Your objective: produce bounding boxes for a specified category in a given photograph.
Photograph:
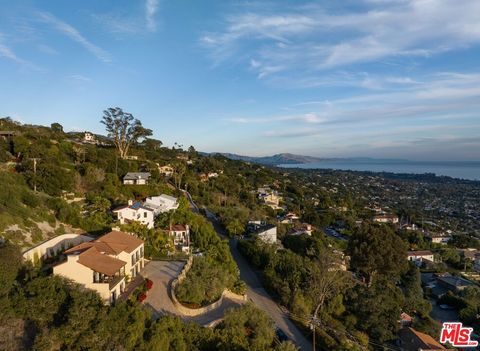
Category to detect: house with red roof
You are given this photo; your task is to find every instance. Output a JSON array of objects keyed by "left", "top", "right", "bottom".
[{"left": 53, "top": 231, "right": 145, "bottom": 304}]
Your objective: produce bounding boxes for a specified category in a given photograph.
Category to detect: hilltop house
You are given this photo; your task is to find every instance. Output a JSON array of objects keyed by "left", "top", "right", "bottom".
[
  {"left": 166, "top": 225, "right": 190, "bottom": 253},
  {"left": 83, "top": 131, "right": 95, "bottom": 143},
  {"left": 123, "top": 172, "right": 151, "bottom": 185},
  {"left": 407, "top": 250, "right": 434, "bottom": 267},
  {"left": 23, "top": 234, "right": 93, "bottom": 264},
  {"left": 113, "top": 194, "right": 179, "bottom": 229},
  {"left": 53, "top": 231, "right": 144, "bottom": 304}
]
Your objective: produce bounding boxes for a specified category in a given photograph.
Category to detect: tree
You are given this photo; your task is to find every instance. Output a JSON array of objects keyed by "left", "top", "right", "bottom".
[
  {"left": 50, "top": 122, "right": 64, "bottom": 133},
  {"left": 309, "top": 250, "right": 349, "bottom": 323},
  {"left": 348, "top": 223, "right": 408, "bottom": 285},
  {"left": 101, "top": 107, "right": 152, "bottom": 158}
]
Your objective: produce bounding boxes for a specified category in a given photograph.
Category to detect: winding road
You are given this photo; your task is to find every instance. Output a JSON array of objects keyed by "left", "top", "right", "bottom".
[{"left": 184, "top": 190, "right": 312, "bottom": 350}]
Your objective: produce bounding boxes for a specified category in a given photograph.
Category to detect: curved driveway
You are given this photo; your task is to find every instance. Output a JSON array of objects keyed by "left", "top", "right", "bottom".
[{"left": 141, "top": 260, "right": 244, "bottom": 326}]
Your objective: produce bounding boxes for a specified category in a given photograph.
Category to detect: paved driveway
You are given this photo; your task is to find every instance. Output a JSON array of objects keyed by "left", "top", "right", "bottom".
[{"left": 142, "top": 260, "right": 244, "bottom": 326}]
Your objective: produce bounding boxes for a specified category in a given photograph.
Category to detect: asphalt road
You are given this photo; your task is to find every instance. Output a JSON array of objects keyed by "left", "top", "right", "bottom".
[{"left": 182, "top": 190, "right": 312, "bottom": 349}]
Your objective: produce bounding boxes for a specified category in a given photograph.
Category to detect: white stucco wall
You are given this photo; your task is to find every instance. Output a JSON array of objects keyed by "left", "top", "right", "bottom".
[{"left": 23, "top": 234, "right": 93, "bottom": 263}]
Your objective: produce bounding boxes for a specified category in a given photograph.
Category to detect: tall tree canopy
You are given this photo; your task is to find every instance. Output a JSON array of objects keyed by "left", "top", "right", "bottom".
[
  {"left": 101, "top": 107, "right": 152, "bottom": 158},
  {"left": 348, "top": 223, "right": 408, "bottom": 285}
]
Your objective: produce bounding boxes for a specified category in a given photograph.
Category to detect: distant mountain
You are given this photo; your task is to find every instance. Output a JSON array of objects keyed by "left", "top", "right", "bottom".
[
  {"left": 205, "top": 152, "right": 409, "bottom": 166},
  {"left": 207, "top": 152, "right": 329, "bottom": 165}
]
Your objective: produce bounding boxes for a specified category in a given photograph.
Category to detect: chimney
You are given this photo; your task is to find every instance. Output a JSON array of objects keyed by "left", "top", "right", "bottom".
[{"left": 128, "top": 199, "right": 133, "bottom": 206}]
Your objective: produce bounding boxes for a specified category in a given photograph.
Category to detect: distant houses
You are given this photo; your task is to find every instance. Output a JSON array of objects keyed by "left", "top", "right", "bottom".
[
  {"left": 373, "top": 213, "right": 399, "bottom": 224},
  {"left": 407, "top": 250, "right": 434, "bottom": 267},
  {"left": 257, "top": 187, "right": 283, "bottom": 210},
  {"left": 288, "top": 223, "right": 314, "bottom": 236},
  {"left": 123, "top": 172, "right": 151, "bottom": 185},
  {"left": 158, "top": 164, "right": 174, "bottom": 177}
]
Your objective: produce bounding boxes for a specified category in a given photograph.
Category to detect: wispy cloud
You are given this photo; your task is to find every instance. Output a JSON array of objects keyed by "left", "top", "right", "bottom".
[
  {"left": 67, "top": 74, "right": 91, "bottom": 82},
  {"left": 0, "top": 33, "right": 42, "bottom": 71},
  {"left": 145, "top": 0, "right": 160, "bottom": 32},
  {"left": 38, "top": 11, "right": 111, "bottom": 63},
  {"left": 200, "top": 0, "right": 480, "bottom": 80}
]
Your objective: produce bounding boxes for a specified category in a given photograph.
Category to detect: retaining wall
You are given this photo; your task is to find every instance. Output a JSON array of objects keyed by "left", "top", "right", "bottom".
[{"left": 170, "top": 256, "right": 247, "bottom": 317}]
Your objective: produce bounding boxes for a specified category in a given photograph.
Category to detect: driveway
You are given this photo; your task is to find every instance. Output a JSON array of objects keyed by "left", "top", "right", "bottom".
[{"left": 141, "top": 260, "right": 244, "bottom": 326}]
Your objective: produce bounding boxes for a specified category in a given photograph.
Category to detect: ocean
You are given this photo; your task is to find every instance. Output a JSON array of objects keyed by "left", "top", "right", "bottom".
[{"left": 279, "top": 160, "right": 480, "bottom": 181}]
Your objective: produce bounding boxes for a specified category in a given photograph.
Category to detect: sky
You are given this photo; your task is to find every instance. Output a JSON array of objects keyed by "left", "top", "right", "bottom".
[{"left": 0, "top": 0, "right": 479, "bottom": 161}]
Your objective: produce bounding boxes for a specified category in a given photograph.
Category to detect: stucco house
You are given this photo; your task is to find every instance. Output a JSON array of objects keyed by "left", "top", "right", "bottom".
[
  {"left": 53, "top": 231, "right": 145, "bottom": 304},
  {"left": 123, "top": 172, "right": 151, "bottom": 185},
  {"left": 113, "top": 201, "right": 156, "bottom": 229},
  {"left": 144, "top": 194, "right": 179, "bottom": 214}
]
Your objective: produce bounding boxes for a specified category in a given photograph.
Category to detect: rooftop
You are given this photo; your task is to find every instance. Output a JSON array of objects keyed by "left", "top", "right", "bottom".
[{"left": 123, "top": 172, "right": 151, "bottom": 180}]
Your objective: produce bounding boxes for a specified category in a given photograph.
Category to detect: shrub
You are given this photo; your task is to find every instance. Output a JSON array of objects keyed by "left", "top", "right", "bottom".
[
  {"left": 146, "top": 279, "right": 153, "bottom": 290},
  {"left": 138, "top": 292, "right": 147, "bottom": 303}
]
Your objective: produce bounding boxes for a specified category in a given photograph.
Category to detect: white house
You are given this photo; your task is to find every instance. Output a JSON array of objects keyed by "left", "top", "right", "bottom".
[
  {"left": 144, "top": 194, "right": 179, "bottom": 214},
  {"left": 407, "top": 250, "right": 434, "bottom": 266},
  {"left": 123, "top": 172, "right": 151, "bottom": 185},
  {"left": 113, "top": 201, "right": 156, "bottom": 229},
  {"left": 84, "top": 131, "right": 95, "bottom": 143},
  {"left": 53, "top": 231, "right": 144, "bottom": 304},
  {"left": 166, "top": 224, "right": 190, "bottom": 253}
]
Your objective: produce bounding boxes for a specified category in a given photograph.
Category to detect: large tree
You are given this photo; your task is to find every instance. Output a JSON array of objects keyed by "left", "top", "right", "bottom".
[
  {"left": 348, "top": 223, "right": 408, "bottom": 285},
  {"left": 101, "top": 107, "right": 152, "bottom": 158}
]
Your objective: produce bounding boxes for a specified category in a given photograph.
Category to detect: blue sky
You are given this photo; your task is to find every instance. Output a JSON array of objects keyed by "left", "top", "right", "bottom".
[{"left": 0, "top": 0, "right": 479, "bottom": 160}]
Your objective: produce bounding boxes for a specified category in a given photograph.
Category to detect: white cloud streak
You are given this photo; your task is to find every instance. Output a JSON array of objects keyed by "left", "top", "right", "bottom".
[
  {"left": 145, "top": 0, "right": 160, "bottom": 32},
  {"left": 38, "top": 11, "right": 111, "bottom": 63},
  {"left": 200, "top": 0, "right": 480, "bottom": 79}
]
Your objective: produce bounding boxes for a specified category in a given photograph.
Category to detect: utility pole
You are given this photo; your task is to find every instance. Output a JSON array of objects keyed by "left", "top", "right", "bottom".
[
  {"left": 29, "top": 157, "right": 40, "bottom": 192},
  {"left": 310, "top": 303, "right": 322, "bottom": 351}
]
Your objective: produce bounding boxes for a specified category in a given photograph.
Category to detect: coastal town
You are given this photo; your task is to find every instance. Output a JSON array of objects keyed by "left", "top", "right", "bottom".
[{"left": 1, "top": 115, "right": 479, "bottom": 350}]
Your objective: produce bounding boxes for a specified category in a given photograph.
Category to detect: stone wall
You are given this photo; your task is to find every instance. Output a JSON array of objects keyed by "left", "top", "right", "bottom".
[{"left": 170, "top": 256, "right": 247, "bottom": 317}]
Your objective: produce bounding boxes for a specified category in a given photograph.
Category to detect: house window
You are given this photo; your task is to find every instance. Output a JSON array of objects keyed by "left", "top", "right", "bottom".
[
  {"left": 136, "top": 251, "right": 139, "bottom": 261},
  {"left": 140, "top": 246, "right": 144, "bottom": 257},
  {"left": 144, "top": 212, "right": 147, "bottom": 218},
  {"left": 132, "top": 255, "right": 135, "bottom": 265}
]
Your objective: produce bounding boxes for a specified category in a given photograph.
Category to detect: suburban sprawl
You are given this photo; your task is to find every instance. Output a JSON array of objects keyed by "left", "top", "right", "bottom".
[{"left": 1, "top": 112, "right": 480, "bottom": 350}]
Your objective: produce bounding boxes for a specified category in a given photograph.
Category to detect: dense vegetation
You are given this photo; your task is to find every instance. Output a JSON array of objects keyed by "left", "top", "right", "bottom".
[
  {"left": 0, "top": 242, "right": 296, "bottom": 351},
  {"left": 238, "top": 224, "right": 439, "bottom": 350},
  {"left": 2, "top": 115, "right": 480, "bottom": 349}
]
